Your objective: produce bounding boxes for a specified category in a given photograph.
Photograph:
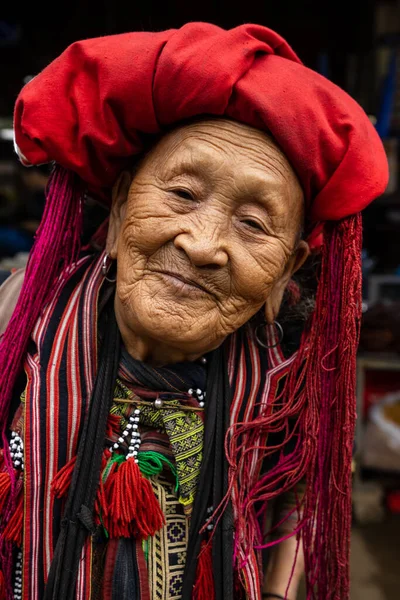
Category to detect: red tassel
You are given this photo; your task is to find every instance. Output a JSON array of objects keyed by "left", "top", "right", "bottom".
[
  {"left": 51, "top": 455, "right": 77, "bottom": 498},
  {"left": 192, "top": 540, "right": 215, "bottom": 600},
  {"left": 105, "top": 414, "right": 121, "bottom": 439},
  {"left": 105, "top": 458, "right": 165, "bottom": 540},
  {"left": 3, "top": 492, "right": 23, "bottom": 546},
  {"left": 94, "top": 472, "right": 109, "bottom": 527},
  {"left": 0, "top": 473, "right": 11, "bottom": 514},
  {"left": 0, "top": 570, "right": 6, "bottom": 600}
]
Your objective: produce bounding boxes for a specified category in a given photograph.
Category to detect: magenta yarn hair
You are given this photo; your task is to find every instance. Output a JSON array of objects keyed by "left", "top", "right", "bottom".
[{"left": 0, "top": 166, "right": 83, "bottom": 591}]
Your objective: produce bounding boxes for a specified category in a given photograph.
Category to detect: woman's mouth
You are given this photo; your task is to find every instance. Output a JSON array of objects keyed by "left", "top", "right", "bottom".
[{"left": 153, "top": 270, "right": 211, "bottom": 295}]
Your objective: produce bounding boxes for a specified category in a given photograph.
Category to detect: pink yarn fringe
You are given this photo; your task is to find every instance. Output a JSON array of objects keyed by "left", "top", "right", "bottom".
[
  {"left": 0, "top": 166, "right": 83, "bottom": 596},
  {"left": 211, "top": 215, "right": 362, "bottom": 600}
]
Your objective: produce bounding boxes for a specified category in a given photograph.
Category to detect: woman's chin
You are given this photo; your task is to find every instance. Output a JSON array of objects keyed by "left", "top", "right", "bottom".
[{"left": 129, "top": 305, "right": 221, "bottom": 352}]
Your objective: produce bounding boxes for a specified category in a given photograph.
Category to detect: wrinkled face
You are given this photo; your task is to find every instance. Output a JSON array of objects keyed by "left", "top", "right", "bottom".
[{"left": 108, "top": 119, "right": 308, "bottom": 357}]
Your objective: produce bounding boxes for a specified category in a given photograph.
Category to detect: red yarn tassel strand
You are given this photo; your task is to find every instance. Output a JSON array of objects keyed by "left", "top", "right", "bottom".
[
  {"left": 51, "top": 455, "right": 77, "bottom": 498},
  {"left": 0, "top": 473, "right": 11, "bottom": 514},
  {"left": 192, "top": 540, "right": 215, "bottom": 600},
  {"left": 0, "top": 570, "right": 6, "bottom": 600},
  {"left": 3, "top": 492, "right": 23, "bottom": 546}
]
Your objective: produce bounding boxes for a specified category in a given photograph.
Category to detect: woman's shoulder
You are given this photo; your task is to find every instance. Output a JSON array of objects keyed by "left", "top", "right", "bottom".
[{"left": 0, "top": 268, "right": 25, "bottom": 336}]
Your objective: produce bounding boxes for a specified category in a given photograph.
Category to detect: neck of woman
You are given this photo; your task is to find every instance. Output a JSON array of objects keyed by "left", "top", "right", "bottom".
[{"left": 114, "top": 303, "right": 206, "bottom": 367}]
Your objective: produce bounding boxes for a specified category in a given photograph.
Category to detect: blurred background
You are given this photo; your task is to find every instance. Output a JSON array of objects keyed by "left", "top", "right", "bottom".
[{"left": 1, "top": 1, "right": 400, "bottom": 598}]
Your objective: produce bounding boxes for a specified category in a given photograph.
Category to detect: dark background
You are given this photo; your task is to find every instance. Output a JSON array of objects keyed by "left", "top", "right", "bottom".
[{"left": 0, "top": 0, "right": 378, "bottom": 115}]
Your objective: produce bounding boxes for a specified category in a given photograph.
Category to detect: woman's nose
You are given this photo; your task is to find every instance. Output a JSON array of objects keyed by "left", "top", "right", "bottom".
[{"left": 173, "top": 225, "right": 229, "bottom": 268}]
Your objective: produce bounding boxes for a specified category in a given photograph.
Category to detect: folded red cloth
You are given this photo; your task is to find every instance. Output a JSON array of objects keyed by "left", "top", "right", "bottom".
[{"left": 14, "top": 22, "right": 388, "bottom": 222}]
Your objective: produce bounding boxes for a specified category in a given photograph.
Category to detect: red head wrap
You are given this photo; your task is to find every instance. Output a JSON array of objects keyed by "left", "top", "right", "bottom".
[{"left": 14, "top": 22, "right": 388, "bottom": 221}]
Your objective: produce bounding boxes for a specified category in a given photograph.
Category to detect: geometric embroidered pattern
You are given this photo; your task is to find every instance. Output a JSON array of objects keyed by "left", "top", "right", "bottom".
[{"left": 146, "top": 476, "right": 189, "bottom": 600}]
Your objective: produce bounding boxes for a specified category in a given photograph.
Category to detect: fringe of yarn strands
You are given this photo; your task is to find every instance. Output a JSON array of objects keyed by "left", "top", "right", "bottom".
[
  {"left": 193, "top": 540, "right": 215, "bottom": 600},
  {"left": 300, "top": 214, "right": 362, "bottom": 599},
  {"left": 0, "top": 165, "right": 84, "bottom": 595},
  {"left": 223, "top": 215, "right": 362, "bottom": 600}
]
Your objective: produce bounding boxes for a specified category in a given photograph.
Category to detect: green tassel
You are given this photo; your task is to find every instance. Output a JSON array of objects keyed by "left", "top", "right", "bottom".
[
  {"left": 102, "top": 451, "right": 125, "bottom": 482},
  {"left": 138, "top": 451, "right": 179, "bottom": 492}
]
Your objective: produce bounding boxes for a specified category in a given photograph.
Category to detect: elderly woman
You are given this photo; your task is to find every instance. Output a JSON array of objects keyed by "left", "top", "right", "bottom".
[{"left": 0, "top": 22, "right": 388, "bottom": 600}]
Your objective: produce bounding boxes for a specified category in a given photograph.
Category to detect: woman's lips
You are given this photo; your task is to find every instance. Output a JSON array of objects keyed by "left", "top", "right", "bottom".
[{"left": 153, "top": 270, "right": 211, "bottom": 294}]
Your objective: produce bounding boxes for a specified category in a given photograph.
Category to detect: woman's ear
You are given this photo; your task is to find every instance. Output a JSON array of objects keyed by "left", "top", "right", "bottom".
[
  {"left": 264, "top": 240, "right": 310, "bottom": 324},
  {"left": 106, "top": 171, "right": 132, "bottom": 259}
]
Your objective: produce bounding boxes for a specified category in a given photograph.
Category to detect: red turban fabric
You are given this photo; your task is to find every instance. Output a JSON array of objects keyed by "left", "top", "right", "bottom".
[{"left": 14, "top": 22, "right": 388, "bottom": 222}]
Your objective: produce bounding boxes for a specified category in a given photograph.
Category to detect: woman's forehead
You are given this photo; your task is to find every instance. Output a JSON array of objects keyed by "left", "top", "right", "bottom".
[
  {"left": 147, "top": 120, "right": 299, "bottom": 176},
  {"left": 155, "top": 118, "right": 283, "bottom": 160}
]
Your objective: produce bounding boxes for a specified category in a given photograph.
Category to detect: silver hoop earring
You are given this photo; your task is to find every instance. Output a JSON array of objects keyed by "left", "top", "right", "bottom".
[
  {"left": 102, "top": 253, "right": 117, "bottom": 283},
  {"left": 255, "top": 320, "right": 284, "bottom": 349}
]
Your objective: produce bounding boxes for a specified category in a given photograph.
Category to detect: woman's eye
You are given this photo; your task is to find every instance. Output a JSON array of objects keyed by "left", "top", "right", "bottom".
[
  {"left": 172, "top": 189, "right": 194, "bottom": 201},
  {"left": 242, "top": 219, "right": 265, "bottom": 232}
]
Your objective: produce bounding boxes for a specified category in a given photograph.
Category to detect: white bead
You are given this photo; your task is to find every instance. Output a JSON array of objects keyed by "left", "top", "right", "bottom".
[
  {"left": 134, "top": 417, "right": 139, "bottom": 422},
  {"left": 15, "top": 461, "right": 21, "bottom": 466},
  {"left": 11, "top": 443, "right": 18, "bottom": 450},
  {"left": 199, "top": 402, "right": 205, "bottom": 408},
  {"left": 122, "top": 431, "right": 129, "bottom": 437},
  {"left": 109, "top": 446, "right": 114, "bottom": 452},
  {"left": 134, "top": 409, "right": 140, "bottom": 415},
  {"left": 126, "top": 423, "right": 132, "bottom": 429},
  {"left": 118, "top": 437, "right": 124, "bottom": 443},
  {"left": 207, "top": 523, "right": 214, "bottom": 531},
  {"left": 196, "top": 388, "right": 202, "bottom": 395},
  {"left": 10, "top": 452, "right": 14, "bottom": 458},
  {"left": 132, "top": 424, "right": 138, "bottom": 430},
  {"left": 11, "top": 431, "right": 16, "bottom": 438},
  {"left": 129, "top": 416, "right": 135, "bottom": 422},
  {"left": 154, "top": 398, "right": 163, "bottom": 409},
  {"left": 113, "top": 443, "right": 119, "bottom": 449},
  {"left": 200, "top": 356, "right": 207, "bottom": 364},
  {"left": 132, "top": 451, "right": 138, "bottom": 456},
  {"left": 188, "top": 388, "right": 193, "bottom": 395}
]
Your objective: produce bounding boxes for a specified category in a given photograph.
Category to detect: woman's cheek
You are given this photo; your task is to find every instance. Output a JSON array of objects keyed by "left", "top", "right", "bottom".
[{"left": 234, "top": 253, "right": 283, "bottom": 303}]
